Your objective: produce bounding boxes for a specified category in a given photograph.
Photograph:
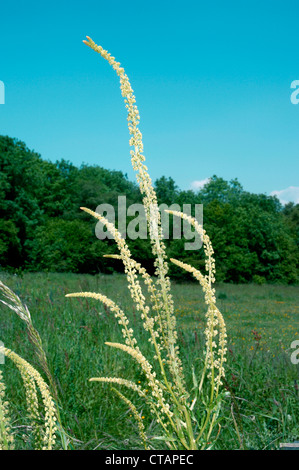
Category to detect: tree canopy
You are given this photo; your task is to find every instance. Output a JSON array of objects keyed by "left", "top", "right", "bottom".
[{"left": 0, "top": 135, "right": 298, "bottom": 283}]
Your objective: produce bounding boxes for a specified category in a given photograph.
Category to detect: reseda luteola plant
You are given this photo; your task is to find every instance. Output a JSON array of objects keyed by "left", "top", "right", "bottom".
[{"left": 66, "top": 37, "right": 228, "bottom": 450}]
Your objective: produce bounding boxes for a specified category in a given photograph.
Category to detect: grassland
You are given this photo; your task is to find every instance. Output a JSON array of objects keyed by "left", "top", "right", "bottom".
[{"left": 0, "top": 271, "right": 298, "bottom": 450}]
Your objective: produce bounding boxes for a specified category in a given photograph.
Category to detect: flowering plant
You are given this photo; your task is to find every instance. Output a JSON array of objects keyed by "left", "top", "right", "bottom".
[{"left": 66, "top": 37, "right": 228, "bottom": 450}]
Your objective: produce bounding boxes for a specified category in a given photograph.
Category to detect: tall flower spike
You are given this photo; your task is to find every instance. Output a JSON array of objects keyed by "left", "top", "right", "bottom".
[
  {"left": 104, "top": 342, "right": 173, "bottom": 419},
  {"left": 83, "top": 37, "right": 186, "bottom": 396},
  {"left": 66, "top": 291, "right": 137, "bottom": 348},
  {"left": 166, "top": 210, "right": 227, "bottom": 390},
  {"left": 111, "top": 387, "right": 148, "bottom": 449},
  {"left": 0, "top": 371, "right": 14, "bottom": 450},
  {"left": 0, "top": 346, "right": 57, "bottom": 450}
]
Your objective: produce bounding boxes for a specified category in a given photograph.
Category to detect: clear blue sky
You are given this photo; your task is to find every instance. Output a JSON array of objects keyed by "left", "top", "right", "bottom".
[{"left": 1, "top": 0, "right": 299, "bottom": 204}]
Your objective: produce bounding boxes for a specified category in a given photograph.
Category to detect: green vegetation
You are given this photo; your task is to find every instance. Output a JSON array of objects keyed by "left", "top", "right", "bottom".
[
  {"left": 1, "top": 35, "right": 298, "bottom": 451},
  {"left": 0, "top": 272, "right": 298, "bottom": 449},
  {"left": 0, "top": 135, "right": 298, "bottom": 283}
]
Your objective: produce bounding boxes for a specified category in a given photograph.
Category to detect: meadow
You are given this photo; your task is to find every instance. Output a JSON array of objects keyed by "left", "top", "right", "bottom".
[{"left": 0, "top": 271, "right": 298, "bottom": 450}]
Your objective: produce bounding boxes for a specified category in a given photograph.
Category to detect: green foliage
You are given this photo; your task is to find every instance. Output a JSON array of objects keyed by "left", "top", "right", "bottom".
[
  {"left": 0, "top": 135, "right": 298, "bottom": 283},
  {"left": 0, "top": 219, "right": 21, "bottom": 268},
  {"left": 27, "top": 219, "right": 99, "bottom": 273},
  {"left": 155, "top": 176, "right": 180, "bottom": 206},
  {"left": 30, "top": 218, "right": 128, "bottom": 275},
  {"left": 283, "top": 202, "right": 299, "bottom": 250},
  {"left": 161, "top": 176, "right": 299, "bottom": 284}
]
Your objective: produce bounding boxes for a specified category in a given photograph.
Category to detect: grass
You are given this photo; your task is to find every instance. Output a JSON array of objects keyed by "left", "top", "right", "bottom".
[{"left": 0, "top": 271, "right": 298, "bottom": 449}]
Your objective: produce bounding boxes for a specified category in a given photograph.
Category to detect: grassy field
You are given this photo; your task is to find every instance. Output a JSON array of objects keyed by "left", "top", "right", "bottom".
[{"left": 0, "top": 271, "right": 298, "bottom": 450}]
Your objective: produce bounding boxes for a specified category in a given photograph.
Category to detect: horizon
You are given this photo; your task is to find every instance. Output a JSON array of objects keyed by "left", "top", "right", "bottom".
[{"left": 0, "top": 0, "right": 299, "bottom": 205}]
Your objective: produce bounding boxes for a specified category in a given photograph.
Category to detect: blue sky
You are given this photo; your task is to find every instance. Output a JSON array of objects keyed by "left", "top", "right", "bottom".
[{"left": 0, "top": 0, "right": 299, "bottom": 204}]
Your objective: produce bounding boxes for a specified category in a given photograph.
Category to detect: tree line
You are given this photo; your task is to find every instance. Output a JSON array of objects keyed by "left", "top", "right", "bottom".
[{"left": 0, "top": 135, "right": 298, "bottom": 283}]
